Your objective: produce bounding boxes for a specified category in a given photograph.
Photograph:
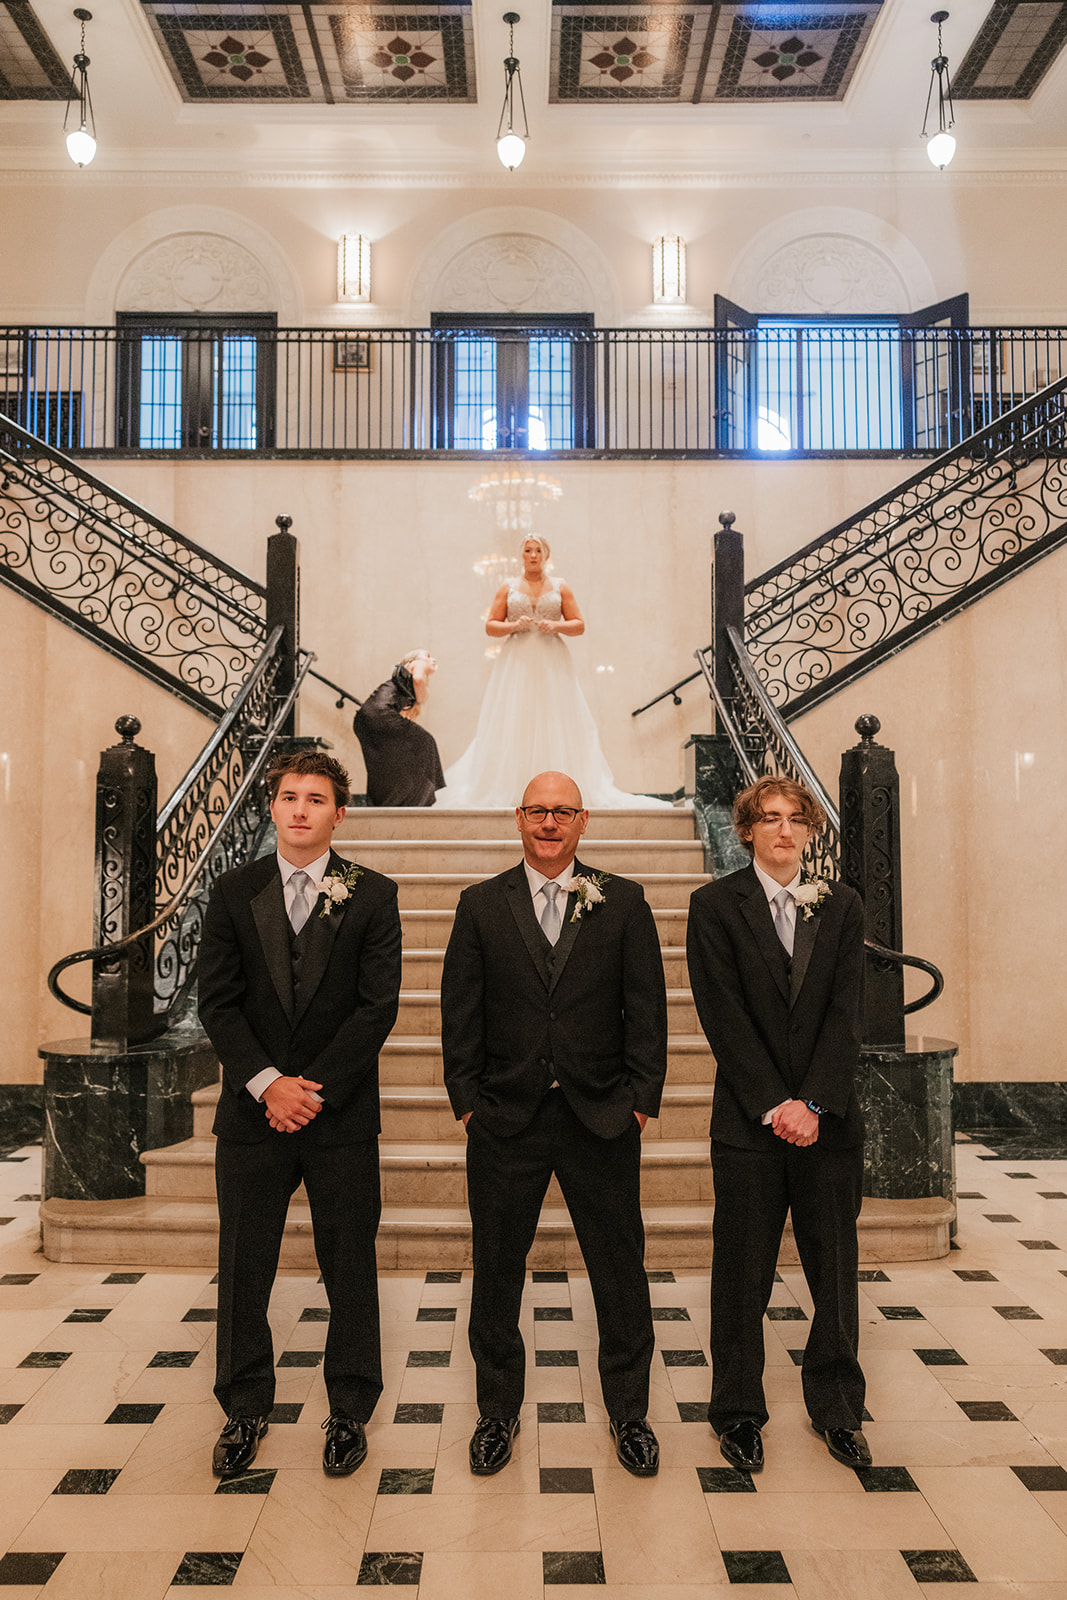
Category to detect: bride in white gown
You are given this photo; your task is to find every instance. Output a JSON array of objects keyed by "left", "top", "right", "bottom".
[{"left": 437, "top": 536, "right": 671, "bottom": 809}]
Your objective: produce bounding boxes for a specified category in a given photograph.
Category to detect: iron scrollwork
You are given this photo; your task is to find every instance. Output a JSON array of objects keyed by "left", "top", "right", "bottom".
[
  {"left": 0, "top": 412, "right": 266, "bottom": 714},
  {"left": 744, "top": 380, "right": 1067, "bottom": 714},
  {"left": 48, "top": 631, "right": 313, "bottom": 1032}
]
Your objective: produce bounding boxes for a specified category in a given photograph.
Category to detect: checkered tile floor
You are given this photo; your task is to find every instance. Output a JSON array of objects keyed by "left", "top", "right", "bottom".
[{"left": 0, "top": 1136, "right": 1065, "bottom": 1596}]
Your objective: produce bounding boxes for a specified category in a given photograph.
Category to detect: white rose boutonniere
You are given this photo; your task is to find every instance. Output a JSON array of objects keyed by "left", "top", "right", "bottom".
[
  {"left": 318, "top": 862, "right": 363, "bottom": 918},
  {"left": 558, "top": 871, "right": 610, "bottom": 924},
  {"left": 793, "top": 876, "right": 833, "bottom": 921}
]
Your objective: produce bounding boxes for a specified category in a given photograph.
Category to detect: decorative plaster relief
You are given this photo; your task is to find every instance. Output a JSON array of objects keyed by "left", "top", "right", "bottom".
[
  {"left": 753, "top": 235, "right": 904, "bottom": 313},
  {"left": 84, "top": 206, "right": 302, "bottom": 324},
  {"left": 434, "top": 234, "right": 592, "bottom": 314},
  {"left": 118, "top": 234, "right": 274, "bottom": 313}
]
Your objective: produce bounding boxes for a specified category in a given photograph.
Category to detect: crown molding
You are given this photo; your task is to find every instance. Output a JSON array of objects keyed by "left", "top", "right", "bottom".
[{"left": 4, "top": 159, "right": 1067, "bottom": 189}]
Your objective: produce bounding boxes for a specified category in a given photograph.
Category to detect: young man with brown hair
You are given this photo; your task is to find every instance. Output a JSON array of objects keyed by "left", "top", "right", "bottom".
[
  {"left": 198, "top": 751, "right": 401, "bottom": 1479},
  {"left": 686, "top": 776, "right": 870, "bottom": 1474}
]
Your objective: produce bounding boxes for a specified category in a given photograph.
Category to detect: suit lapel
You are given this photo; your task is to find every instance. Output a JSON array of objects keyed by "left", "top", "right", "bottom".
[
  {"left": 738, "top": 869, "right": 790, "bottom": 1002},
  {"left": 546, "top": 858, "right": 594, "bottom": 994},
  {"left": 789, "top": 902, "right": 820, "bottom": 1009},
  {"left": 252, "top": 868, "right": 294, "bottom": 1020},
  {"left": 505, "top": 865, "right": 553, "bottom": 989},
  {"left": 292, "top": 850, "right": 348, "bottom": 1024}
]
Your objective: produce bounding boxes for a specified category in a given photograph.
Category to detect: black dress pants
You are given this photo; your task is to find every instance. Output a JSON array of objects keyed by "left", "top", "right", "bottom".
[
  {"left": 708, "top": 1138, "right": 865, "bottom": 1434},
  {"left": 214, "top": 1135, "right": 383, "bottom": 1421},
  {"left": 465, "top": 1089, "right": 654, "bottom": 1421}
]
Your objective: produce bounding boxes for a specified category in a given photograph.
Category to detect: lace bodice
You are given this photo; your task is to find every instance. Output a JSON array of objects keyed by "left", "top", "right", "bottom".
[{"left": 507, "top": 578, "right": 562, "bottom": 623}]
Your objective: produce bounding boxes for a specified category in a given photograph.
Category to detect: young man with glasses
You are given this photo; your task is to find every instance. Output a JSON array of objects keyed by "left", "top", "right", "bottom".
[
  {"left": 686, "top": 776, "right": 870, "bottom": 1474},
  {"left": 441, "top": 769, "right": 668, "bottom": 1479}
]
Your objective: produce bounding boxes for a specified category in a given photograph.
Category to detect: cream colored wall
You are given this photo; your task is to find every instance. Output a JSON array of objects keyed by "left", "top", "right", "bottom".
[
  {"left": 0, "top": 174, "right": 1063, "bottom": 325},
  {"left": 0, "top": 585, "right": 210, "bottom": 1082},
  {"left": 796, "top": 543, "right": 1067, "bottom": 1083}
]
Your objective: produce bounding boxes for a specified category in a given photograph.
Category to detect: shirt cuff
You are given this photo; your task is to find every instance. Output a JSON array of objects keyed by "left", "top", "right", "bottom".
[
  {"left": 761, "top": 1099, "right": 790, "bottom": 1126},
  {"left": 246, "top": 1067, "right": 282, "bottom": 1102}
]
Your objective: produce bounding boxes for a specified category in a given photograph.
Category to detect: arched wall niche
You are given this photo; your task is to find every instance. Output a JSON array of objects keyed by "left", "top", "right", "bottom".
[
  {"left": 84, "top": 206, "right": 302, "bottom": 322},
  {"left": 407, "top": 207, "right": 620, "bottom": 323},
  {"left": 728, "top": 208, "right": 937, "bottom": 315}
]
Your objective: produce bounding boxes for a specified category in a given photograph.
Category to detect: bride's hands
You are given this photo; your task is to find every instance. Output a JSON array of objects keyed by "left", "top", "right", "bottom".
[
  {"left": 512, "top": 616, "right": 534, "bottom": 633},
  {"left": 534, "top": 617, "right": 558, "bottom": 635}
]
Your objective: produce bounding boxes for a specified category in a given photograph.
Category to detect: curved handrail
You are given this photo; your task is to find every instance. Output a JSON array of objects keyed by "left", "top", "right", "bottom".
[
  {"left": 48, "top": 647, "right": 315, "bottom": 1018},
  {"left": 864, "top": 939, "right": 944, "bottom": 1015},
  {"left": 309, "top": 666, "right": 362, "bottom": 711},
  {"left": 692, "top": 627, "right": 945, "bottom": 1016}
]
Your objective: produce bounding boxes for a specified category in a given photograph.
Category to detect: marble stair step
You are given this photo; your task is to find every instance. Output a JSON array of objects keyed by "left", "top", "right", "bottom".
[
  {"left": 142, "top": 1136, "right": 715, "bottom": 1206},
  {"left": 402, "top": 943, "right": 692, "bottom": 988},
  {"left": 39, "top": 1194, "right": 954, "bottom": 1271},
  {"left": 336, "top": 807, "right": 696, "bottom": 842},
  {"left": 191, "top": 1034, "right": 715, "bottom": 1115},
  {"left": 341, "top": 838, "right": 704, "bottom": 875},
  {"left": 399, "top": 908, "right": 693, "bottom": 947},
  {"left": 362, "top": 874, "right": 709, "bottom": 912},
  {"left": 189, "top": 1081, "right": 712, "bottom": 1143},
  {"left": 393, "top": 987, "right": 699, "bottom": 1035}
]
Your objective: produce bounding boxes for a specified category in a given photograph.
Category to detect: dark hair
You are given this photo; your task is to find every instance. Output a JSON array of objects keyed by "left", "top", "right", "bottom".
[
  {"left": 733, "top": 776, "right": 826, "bottom": 857},
  {"left": 266, "top": 751, "right": 350, "bottom": 810}
]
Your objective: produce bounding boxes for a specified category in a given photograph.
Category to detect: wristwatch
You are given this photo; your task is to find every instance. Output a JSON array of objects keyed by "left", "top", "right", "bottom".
[{"left": 806, "top": 1100, "right": 824, "bottom": 1116}]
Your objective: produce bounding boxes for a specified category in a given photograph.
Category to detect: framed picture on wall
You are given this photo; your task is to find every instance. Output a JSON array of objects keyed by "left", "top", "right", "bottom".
[{"left": 333, "top": 338, "right": 374, "bottom": 373}]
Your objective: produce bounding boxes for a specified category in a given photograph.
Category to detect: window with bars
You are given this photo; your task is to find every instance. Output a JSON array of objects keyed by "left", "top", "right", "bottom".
[
  {"left": 431, "top": 314, "right": 595, "bottom": 450},
  {"left": 116, "top": 313, "right": 276, "bottom": 450}
]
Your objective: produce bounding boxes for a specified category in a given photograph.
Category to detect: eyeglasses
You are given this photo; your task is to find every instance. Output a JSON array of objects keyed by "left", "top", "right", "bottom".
[
  {"left": 519, "top": 805, "right": 581, "bottom": 823},
  {"left": 753, "top": 813, "right": 811, "bottom": 830}
]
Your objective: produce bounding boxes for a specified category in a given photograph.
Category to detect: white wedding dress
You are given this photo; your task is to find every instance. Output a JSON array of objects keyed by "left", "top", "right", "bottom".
[{"left": 436, "top": 578, "right": 672, "bottom": 809}]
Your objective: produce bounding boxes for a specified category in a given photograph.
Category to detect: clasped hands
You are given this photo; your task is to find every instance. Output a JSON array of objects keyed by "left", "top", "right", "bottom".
[
  {"left": 770, "top": 1099, "right": 819, "bottom": 1147},
  {"left": 263, "top": 1075, "right": 323, "bottom": 1133},
  {"left": 512, "top": 617, "right": 560, "bottom": 636}
]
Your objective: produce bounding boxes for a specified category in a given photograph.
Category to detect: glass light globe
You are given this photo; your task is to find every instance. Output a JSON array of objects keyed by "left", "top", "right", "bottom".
[
  {"left": 497, "top": 132, "right": 526, "bottom": 170},
  {"left": 66, "top": 127, "right": 97, "bottom": 167},
  {"left": 926, "top": 131, "right": 956, "bottom": 169}
]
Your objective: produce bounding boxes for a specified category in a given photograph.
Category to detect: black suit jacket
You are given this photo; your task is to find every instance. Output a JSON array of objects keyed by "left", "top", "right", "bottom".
[
  {"left": 441, "top": 859, "right": 667, "bottom": 1140},
  {"left": 198, "top": 848, "right": 401, "bottom": 1145},
  {"left": 686, "top": 865, "right": 864, "bottom": 1152}
]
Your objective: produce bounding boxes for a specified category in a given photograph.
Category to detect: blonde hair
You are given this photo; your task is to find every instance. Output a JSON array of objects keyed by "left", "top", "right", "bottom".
[
  {"left": 400, "top": 649, "right": 429, "bottom": 667},
  {"left": 521, "top": 535, "right": 551, "bottom": 562}
]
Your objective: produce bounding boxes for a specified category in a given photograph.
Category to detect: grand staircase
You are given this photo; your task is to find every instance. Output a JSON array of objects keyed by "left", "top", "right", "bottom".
[{"left": 42, "top": 803, "right": 718, "bottom": 1270}]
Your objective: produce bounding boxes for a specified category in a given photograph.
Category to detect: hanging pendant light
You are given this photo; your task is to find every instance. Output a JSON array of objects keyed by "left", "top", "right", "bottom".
[
  {"left": 496, "top": 12, "right": 528, "bottom": 171},
  {"left": 921, "top": 10, "right": 956, "bottom": 170},
  {"left": 63, "top": 8, "right": 97, "bottom": 167}
]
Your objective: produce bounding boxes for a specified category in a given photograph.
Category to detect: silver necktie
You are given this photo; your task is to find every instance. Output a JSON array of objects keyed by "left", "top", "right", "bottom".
[
  {"left": 772, "top": 887, "right": 794, "bottom": 957},
  {"left": 289, "top": 870, "right": 313, "bottom": 934},
  {"left": 540, "top": 881, "right": 562, "bottom": 945}
]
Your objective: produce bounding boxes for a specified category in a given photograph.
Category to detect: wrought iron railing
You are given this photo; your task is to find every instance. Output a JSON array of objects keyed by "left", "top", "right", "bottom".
[
  {"left": 744, "top": 378, "right": 1067, "bottom": 714},
  {"left": 48, "top": 628, "right": 313, "bottom": 1031},
  {"left": 0, "top": 410, "right": 266, "bottom": 714},
  {"left": 5, "top": 322, "right": 1067, "bottom": 458},
  {"left": 695, "top": 627, "right": 942, "bottom": 1014}
]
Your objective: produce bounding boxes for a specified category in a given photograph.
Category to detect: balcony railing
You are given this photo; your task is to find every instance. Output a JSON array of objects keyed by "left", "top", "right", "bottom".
[{"left": 3, "top": 323, "right": 1067, "bottom": 458}]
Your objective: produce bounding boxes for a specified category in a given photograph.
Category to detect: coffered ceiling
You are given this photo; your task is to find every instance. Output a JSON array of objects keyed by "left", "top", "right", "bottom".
[{"left": 2, "top": 0, "right": 1067, "bottom": 177}]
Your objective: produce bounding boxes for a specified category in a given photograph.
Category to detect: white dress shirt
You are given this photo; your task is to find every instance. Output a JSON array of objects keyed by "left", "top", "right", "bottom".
[
  {"left": 245, "top": 849, "right": 331, "bottom": 1103},
  {"left": 523, "top": 858, "right": 575, "bottom": 925},
  {"left": 752, "top": 858, "right": 802, "bottom": 1125}
]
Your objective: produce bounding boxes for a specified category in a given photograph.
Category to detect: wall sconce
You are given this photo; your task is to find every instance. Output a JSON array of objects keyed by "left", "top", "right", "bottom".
[
  {"left": 922, "top": 10, "right": 956, "bottom": 169},
  {"left": 496, "top": 12, "right": 528, "bottom": 171},
  {"left": 63, "top": 8, "right": 96, "bottom": 167},
  {"left": 338, "top": 234, "right": 371, "bottom": 302},
  {"left": 652, "top": 235, "right": 686, "bottom": 305}
]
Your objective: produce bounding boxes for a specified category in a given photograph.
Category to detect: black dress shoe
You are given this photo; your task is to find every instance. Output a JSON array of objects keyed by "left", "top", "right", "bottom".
[
  {"left": 212, "top": 1414, "right": 268, "bottom": 1478},
  {"left": 821, "top": 1426, "right": 872, "bottom": 1468},
  {"left": 610, "top": 1417, "right": 659, "bottom": 1476},
  {"left": 717, "top": 1420, "right": 764, "bottom": 1472},
  {"left": 469, "top": 1415, "right": 520, "bottom": 1476},
  {"left": 322, "top": 1414, "right": 368, "bottom": 1476}
]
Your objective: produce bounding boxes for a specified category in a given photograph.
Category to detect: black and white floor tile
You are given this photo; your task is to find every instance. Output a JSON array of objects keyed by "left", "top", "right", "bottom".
[{"left": 0, "top": 1138, "right": 1065, "bottom": 1596}]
